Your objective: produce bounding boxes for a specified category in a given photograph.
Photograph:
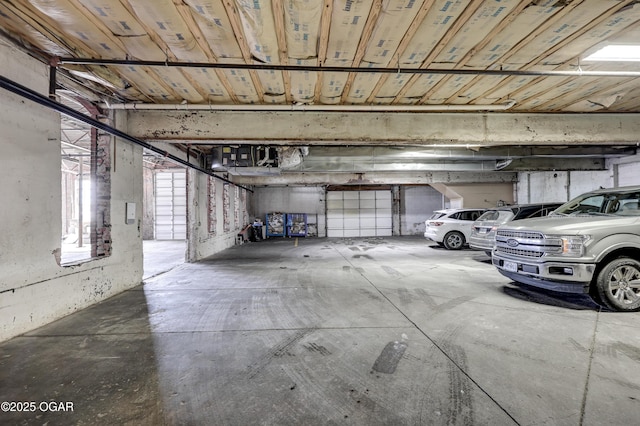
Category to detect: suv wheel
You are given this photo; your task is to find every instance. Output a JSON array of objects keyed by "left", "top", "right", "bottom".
[
  {"left": 443, "top": 231, "right": 465, "bottom": 250},
  {"left": 592, "top": 257, "right": 640, "bottom": 311}
]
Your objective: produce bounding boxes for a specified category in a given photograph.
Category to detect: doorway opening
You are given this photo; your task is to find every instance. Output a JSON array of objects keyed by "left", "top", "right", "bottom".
[{"left": 142, "top": 159, "right": 187, "bottom": 279}]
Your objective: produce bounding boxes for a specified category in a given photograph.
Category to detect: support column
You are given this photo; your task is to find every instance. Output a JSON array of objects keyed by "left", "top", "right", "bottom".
[{"left": 392, "top": 186, "right": 401, "bottom": 236}]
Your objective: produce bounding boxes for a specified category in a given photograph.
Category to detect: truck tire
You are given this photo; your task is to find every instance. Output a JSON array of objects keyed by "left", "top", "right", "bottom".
[
  {"left": 593, "top": 257, "right": 640, "bottom": 312},
  {"left": 443, "top": 231, "right": 464, "bottom": 250}
]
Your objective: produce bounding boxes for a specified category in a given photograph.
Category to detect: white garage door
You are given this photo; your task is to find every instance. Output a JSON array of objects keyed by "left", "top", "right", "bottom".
[
  {"left": 618, "top": 163, "right": 640, "bottom": 186},
  {"left": 327, "top": 190, "right": 392, "bottom": 238},
  {"left": 155, "top": 170, "right": 187, "bottom": 240}
]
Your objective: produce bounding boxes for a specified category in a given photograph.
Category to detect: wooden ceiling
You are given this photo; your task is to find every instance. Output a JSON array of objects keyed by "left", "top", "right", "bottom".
[{"left": 2, "top": 0, "right": 640, "bottom": 113}]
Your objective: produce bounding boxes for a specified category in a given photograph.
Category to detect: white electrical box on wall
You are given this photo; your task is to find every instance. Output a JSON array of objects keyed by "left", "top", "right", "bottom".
[{"left": 125, "top": 202, "right": 136, "bottom": 224}]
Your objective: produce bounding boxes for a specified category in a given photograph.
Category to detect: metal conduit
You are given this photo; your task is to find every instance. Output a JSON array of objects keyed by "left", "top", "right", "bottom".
[
  {"left": 102, "top": 100, "right": 517, "bottom": 111},
  {"left": 56, "top": 57, "right": 640, "bottom": 78},
  {"left": 0, "top": 74, "right": 252, "bottom": 193}
]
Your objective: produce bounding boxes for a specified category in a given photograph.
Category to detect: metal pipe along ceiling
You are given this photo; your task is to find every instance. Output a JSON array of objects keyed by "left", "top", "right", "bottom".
[
  {"left": 0, "top": 74, "right": 253, "bottom": 193},
  {"left": 55, "top": 57, "right": 640, "bottom": 78},
  {"left": 102, "top": 100, "right": 517, "bottom": 111}
]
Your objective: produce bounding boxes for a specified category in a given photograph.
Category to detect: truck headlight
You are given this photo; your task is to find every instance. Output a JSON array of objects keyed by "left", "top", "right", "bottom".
[{"left": 549, "top": 235, "right": 590, "bottom": 256}]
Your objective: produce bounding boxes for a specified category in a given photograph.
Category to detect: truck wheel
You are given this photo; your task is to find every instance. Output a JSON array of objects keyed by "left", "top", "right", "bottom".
[
  {"left": 443, "top": 231, "right": 464, "bottom": 250},
  {"left": 593, "top": 257, "right": 640, "bottom": 312}
]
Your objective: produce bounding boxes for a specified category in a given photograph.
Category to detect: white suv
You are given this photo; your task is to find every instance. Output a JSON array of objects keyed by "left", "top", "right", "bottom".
[{"left": 424, "top": 208, "right": 486, "bottom": 250}]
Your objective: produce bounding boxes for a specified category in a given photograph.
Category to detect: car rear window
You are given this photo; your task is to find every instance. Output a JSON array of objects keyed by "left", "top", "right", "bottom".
[
  {"left": 513, "top": 204, "right": 562, "bottom": 220},
  {"left": 429, "top": 212, "right": 446, "bottom": 220},
  {"left": 513, "top": 206, "right": 541, "bottom": 219},
  {"left": 477, "top": 210, "right": 500, "bottom": 221},
  {"left": 477, "top": 210, "right": 512, "bottom": 222},
  {"left": 458, "top": 210, "right": 482, "bottom": 221}
]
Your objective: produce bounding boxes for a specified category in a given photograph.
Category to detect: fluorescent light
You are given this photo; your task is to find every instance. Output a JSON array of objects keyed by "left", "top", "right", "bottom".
[{"left": 584, "top": 45, "right": 640, "bottom": 62}]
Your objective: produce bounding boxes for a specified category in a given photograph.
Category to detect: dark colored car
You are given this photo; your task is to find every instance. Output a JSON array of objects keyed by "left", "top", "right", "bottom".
[{"left": 469, "top": 203, "right": 563, "bottom": 255}]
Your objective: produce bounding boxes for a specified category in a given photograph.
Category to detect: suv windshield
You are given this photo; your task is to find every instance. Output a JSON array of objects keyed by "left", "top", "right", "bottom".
[{"left": 554, "top": 191, "right": 640, "bottom": 216}]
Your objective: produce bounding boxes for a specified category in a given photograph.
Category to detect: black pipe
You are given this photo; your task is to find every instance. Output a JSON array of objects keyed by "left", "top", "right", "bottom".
[
  {"left": 48, "top": 65, "right": 57, "bottom": 100},
  {"left": 0, "top": 74, "right": 253, "bottom": 192},
  {"left": 56, "top": 57, "right": 640, "bottom": 78}
]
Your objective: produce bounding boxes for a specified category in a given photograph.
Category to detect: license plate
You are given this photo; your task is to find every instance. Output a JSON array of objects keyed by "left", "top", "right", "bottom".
[
  {"left": 504, "top": 261, "right": 518, "bottom": 272},
  {"left": 479, "top": 228, "right": 488, "bottom": 234}
]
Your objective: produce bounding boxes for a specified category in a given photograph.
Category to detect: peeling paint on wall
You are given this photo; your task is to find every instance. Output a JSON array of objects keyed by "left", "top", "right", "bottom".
[
  {"left": 94, "top": 127, "right": 112, "bottom": 257},
  {"left": 223, "top": 183, "right": 231, "bottom": 232},
  {"left": 241, "top": 188, "right": 248, "bottom": 227},
  {"left": 208, "top": 176, "right": 217, "bottom": 234},
  {"left": 234, "top": 186, "right": 240, "bottom": 230}
]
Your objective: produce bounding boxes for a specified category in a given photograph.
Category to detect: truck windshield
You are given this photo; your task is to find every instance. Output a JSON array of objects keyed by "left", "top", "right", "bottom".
[{"left": 554, "top": 192, "right": 640, "bottom": 216}]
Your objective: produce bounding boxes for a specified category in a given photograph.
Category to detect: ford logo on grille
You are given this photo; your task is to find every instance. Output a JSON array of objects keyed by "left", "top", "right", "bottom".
[{"left": 507, "top": 239, "right": 519, "bottom": 247}]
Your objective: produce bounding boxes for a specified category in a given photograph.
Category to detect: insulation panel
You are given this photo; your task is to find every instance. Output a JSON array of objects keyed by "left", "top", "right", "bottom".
[
  {"left": 505, "top": 1, "right": 615, "bottom": 66},
  {"left": 432, "top": 0, "right": 521, "bottom": 66},
  {"left": 234, "top": 0, "right": 280, "bottom": 63},
  {"left": 1, "top": 0, "right": 638, "bottom": 112},
  {"left": 284, "top": 0, "right": 323, "bottom": 60},
  {"left": 185, "top": 0, "right": 244, "bottom": 59}
]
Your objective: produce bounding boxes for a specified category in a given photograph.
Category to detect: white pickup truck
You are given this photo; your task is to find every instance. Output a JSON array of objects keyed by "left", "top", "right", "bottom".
[{"left": 492, "top": 186, "right": 640, "bottom": 311}]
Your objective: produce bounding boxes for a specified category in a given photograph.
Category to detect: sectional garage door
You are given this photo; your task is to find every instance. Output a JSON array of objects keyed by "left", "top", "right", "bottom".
[
  {"left": 327, "top": 190, "right": 392, "bottom": 237},
  {"left": 154, "top": 170, "right": 187, "bottom": 240}
]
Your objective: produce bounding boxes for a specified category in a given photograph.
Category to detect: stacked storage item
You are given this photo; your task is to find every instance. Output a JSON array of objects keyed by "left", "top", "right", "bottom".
[
  {"left": 265, "top": 213, "right": 285, "bottom": 237},
  {"left": 286, "top": 213, "right": 307, "bottom": 237}
]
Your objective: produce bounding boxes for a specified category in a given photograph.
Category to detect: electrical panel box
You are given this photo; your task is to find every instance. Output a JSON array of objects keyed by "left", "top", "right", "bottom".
[
  {"left": 207, "top": 145, "right": 278, "bottom": 171},
  {"left": 125, "top": 202, "right": 136, "bottom": 224},
  {"left": 221, "top": 146, "right": 252, "bottom": 167}
]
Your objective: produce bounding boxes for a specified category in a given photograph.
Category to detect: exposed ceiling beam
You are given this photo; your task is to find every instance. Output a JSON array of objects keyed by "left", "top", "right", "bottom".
[
  {"left": 231, "top": 171, "right": 517, "bottom": 186},
  {"left": 127, "top": 111, "right": 640, "bottom": 146}
]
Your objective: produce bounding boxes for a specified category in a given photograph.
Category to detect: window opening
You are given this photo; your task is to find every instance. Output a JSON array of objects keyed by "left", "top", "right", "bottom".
[
  {"left": 59, "top": 94, "right": 110, "bottom": 264},
  {"left": 60, "top": 99, "right": 93, "bottom": 264}
]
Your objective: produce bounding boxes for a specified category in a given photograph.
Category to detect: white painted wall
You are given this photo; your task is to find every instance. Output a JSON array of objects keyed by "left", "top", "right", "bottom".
[
  {"left": 444, "top": 183, "right": 515, "bottom": 208},
  {"left": 516, "top": 168, "right": 627, "bottom": 204},
  {"left": 568, "top": 171, "right": 615, "bottom": 198},
  {"left": 0, "top": 46, "right": 144, "bottom": 342},
  {"left": 401, "top": 186, "right": 442, "bottom": 235},
  {"left": 617, "top": 163, "right": 640, "bottom": 186},
  {"left": 187, "top": 170, "right": 248, "bottom": 261},
  {"left": 250, "top": 186, "right": 326, "bottom": 237},
  {"left": 609, "top": 153, "right": 640, "bottom": 187},
  {"left": 526, "top": 171, "right": 569, "bottom": 202}
]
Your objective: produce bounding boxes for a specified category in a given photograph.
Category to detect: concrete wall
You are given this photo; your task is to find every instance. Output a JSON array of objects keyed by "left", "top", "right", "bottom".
[
  {"left": 430, "top": 183, "right": 514, "bottom": 209},
  {"left": 516, "top": 170, "right": 616, "bottom": 204},
  {"left": 401, "top": 186, "right": 442, "bottom": 235},
  {"left": 186, "top": 170, "right": 250, "bottom": 261},
  {"left": 142, "top": 166, "right": 155, "bottom": 240},
  {"left": 0, "top": 45, "right": 144, "bottom": 342},
  {"left": 610, "top": 153, "right": 640, "bottom": 187},
  {"left": 250, "top": 186, "right": 327, "bottom": 237},
  {"left": 250, "top": 184, "right": 515, "bottom": 237}
]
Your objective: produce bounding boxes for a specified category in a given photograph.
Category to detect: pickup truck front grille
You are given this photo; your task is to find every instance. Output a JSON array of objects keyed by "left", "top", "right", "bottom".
[
  {"left": 495, "top": 229, "right": 559, "bottom": 259},
  {"left": 496, "top": 246, "right": 544, "bottom": 258},
  {"left": 497, "top": 230, "right": 544, "bottom": 240}
]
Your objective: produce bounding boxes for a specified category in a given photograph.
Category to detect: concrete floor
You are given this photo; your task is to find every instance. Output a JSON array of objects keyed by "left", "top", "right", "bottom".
[{"left": 1, "top": 237, "right": 640, "bottom": 425}]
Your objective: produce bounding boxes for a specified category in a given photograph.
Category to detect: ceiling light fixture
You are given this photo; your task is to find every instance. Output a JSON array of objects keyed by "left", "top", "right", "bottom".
[{"left": 584, "top": 45, "right": 640, "bottom": 62}]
